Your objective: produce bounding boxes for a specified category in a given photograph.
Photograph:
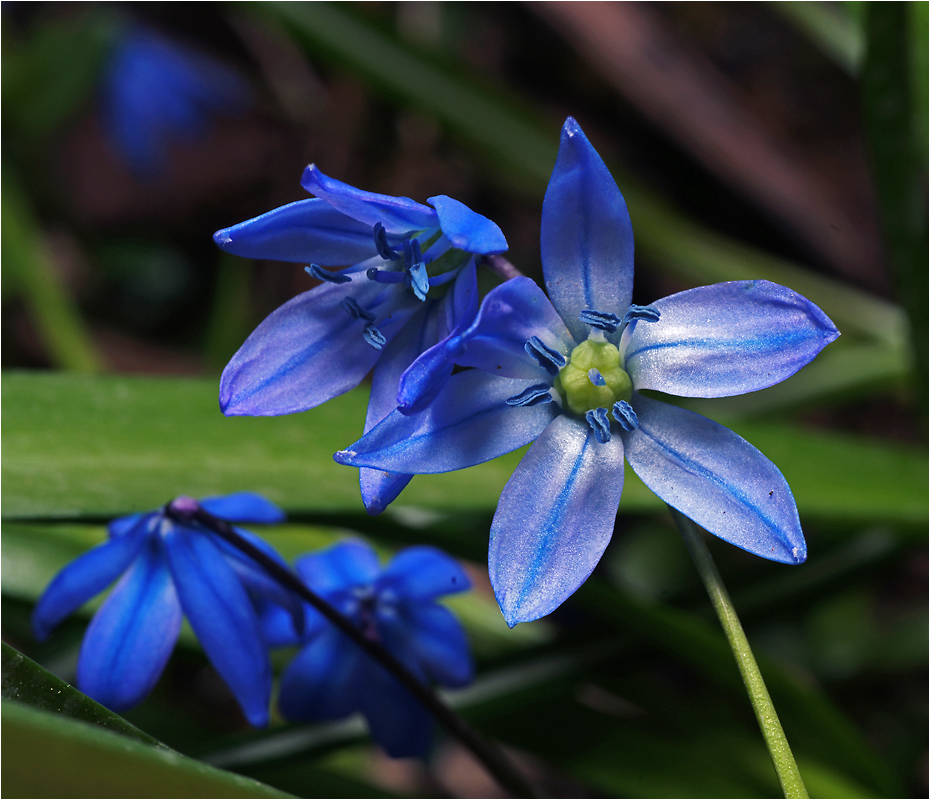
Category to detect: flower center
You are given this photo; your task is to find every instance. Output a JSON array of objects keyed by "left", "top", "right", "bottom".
[{"left": 554, "top": 339, "right": 632, "bottom": 416}]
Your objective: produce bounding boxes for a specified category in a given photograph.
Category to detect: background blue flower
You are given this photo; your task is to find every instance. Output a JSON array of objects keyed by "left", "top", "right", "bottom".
[
  {"left": 264, "top": 540, "right": 473, "bottom": 758},
  {"left": 336, "top": 118, "right": 840, "bottom": 626},
  {"left": 32, "top": 493, "right": 294, "bottom": 727}
]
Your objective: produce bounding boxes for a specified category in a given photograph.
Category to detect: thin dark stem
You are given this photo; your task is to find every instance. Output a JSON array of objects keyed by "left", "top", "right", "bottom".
[
  {"left": 483, "top": 253, "right": 524, "bottom": 280},
  {"left": 179, "top": 506, "right": 538, "bottom": 799}
]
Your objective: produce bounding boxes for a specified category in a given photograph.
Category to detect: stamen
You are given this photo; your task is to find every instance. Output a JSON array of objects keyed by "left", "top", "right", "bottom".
[
  {"left": 588, "top": 368, "right": 607, "bottom": 387},
  {"left": 405, "top": 259, "right": 429, "bottom": 301},
  {"left": 612, "top": 400, "right": 639, "bottom": 431},
  {"left": 363, "top": 325, "right": 386, "bottom": 350},
  {"left": 366, "top": 268, "right": 405, "bottom": 284},
  {"left": 623, "top": 304, "right": 661, "bottom": 325},
  {"left": 506, "top": 384, "right": 554, "bottom": 407},
  {"left": 306, "top": 263, "right": 351, "bottom": 284},
  {"left": 525, "top": 336, "right": 567, "bottom": 376},
  {"left": 585, "top": 407, "right": 612, "bottom": 444},
  {"left": 580, "top": 308, "right": 623, "bottom": 333},
  {"left": 427, "top": 270, "right": 459, "bottom": 288},
  {"left": 373, "top": 222, "right": 401, "bottom": 260},
  {"left": 341, "top": 297, "right": 376, "bottom": 324}
]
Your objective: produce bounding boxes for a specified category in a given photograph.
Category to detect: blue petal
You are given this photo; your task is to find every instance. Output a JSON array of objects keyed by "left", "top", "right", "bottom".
[
  {"left": 397, "top": 276, "right": 569, "bottom": 414},
  {"left": 220, "top": 276, "right": 419, "bottom": 416},
  {"left": 77, "top": 540, "right": 181, "bottom": 711},
  {"left": 428, "top": 195, "right": 508, "bottom": 255},
  {"left": 278, "top": 627, "right": 362, "bottom": 720},
  {"left": 301, "top": 165, "right": 437, "bottom": 233},
  {"left": 490, "top": 414, "right": 625, "bottom": 626},
  {"left": 357, "top": 648, "right": 432, "bottom": 758},
  {"left": 541, "top": 118, "right": 635, "bottom": 343},
  {"left": 200, "top": 492, "right": 285, "bottom": 524},
  {"left": 213, "top": 198, "right": 380, "bottom": 266},
  {"left": 33, "top": 519, "right": 149, "bottom": 641},
  {"left": 622, "top": 394, "right": 806, "bottom": 564},
  {"left": 295, "top": 540, "right": 381, "bottom": 594},
  {"left": 108, "top": 512, "right": 147, "bottom": 538},
  {"left": 622, "top": 280, "right": 841, "bottom": 398},
  {"left": 377, "top": 546, "right": 471, "bottom": 601},
  {"left": 397, "top": 602, "right": 473, "bottom": 688},
  {"left": 336, "top": 372, "right": 558, "bottom": 474},
  {"left": 163, "top": 528, "right": 272, "bottom": 727}
]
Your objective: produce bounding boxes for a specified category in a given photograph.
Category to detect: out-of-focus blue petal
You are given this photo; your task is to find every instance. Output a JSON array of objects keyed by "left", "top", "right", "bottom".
[
  {"left": 32, "top": 520, "right": 148, "bottom": 641},
  {"left": 200, "top": 492, "right": 285, "bottom": 523},
  {"left": 541, "top": 118, "right": 635, "bottom": 342},
  {"left": 336, "top": 372, "right": 558, "bottom": 474},
  {"left": 302, "top": 165, "right": 437, "bottom": 233},
  {"left": 622, "top": 281, "right": 841, "bottom": 398},
  {"left": 278, "top": 627, "right": 362, "bottom": 720},
  {"left": 357, "top": 650, "right": 432, "bottom": 758},
  {"left": 397, "top": 603, "right": 473, "bottom": 688},
  {"left": 164, "top": 528, "right": 272, "bottom": 727},
  {"left": 377, "top": 547, "right": 471, "bottom": 601},
  {"left": 77, "top": 540, "right": 182, "bottom": 711},
  {"left": 295, "top": 540, "right": 381, "bottom": 594},
  {"left": 394, "top": 261, "right": 481, "bottom": 415},
  {"left": 108, "top": 512, "right": 148, "bottom": 539},
  {"left": 623, "top": 395, "right": 806, "bottom": 564},
  {"left": 490, "top": 414, "right": 625, "bottom": 627},
  {"left": 213, "top": 199, "right": 381, "bottom": 266},
  {"left": 428, "top": 195, "right": 508, "bottom": 255},
  {"left": 220, "top": 276, "right": 419, "bottom": 416}
]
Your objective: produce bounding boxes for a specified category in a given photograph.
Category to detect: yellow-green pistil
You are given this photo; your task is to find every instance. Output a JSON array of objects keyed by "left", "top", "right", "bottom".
[{"left": 554, "top": 339, "right": 632, "bottom": 416}]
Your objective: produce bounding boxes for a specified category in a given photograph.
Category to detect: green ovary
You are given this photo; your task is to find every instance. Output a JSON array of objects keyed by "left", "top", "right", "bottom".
[{"left": 554, "top": 339, "right": 632, "bottom": 416}]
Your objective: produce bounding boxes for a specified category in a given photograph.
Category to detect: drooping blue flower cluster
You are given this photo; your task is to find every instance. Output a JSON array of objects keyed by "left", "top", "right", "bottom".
[
  {"left": 263, "top": 540, "right": 472, "bottom": 758},
  {"left": 32, "top": 493, "right": 294, "bottom": 727},
  {"left": 101, "top": 25, "right": 251, "bottom": 176},
  {"left": 335, "top": 118, "right": 840, "bottom": 626},
  {"left": 213, "top": 167, "right": 507, "bottom": 513}
]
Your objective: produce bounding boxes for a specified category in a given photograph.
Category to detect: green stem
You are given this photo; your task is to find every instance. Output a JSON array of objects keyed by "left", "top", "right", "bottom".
[{"left": 670, "top": 506, "right": 808, "bottom": 799}]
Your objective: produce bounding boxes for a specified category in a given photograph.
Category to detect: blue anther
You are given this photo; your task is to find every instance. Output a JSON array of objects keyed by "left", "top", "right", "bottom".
[
  {"left": 612, "top": 400, "right": 639, "bottom": 431},
  {"left": 341, "top": 297, "right": 376, "bottom": 324},
  {"left": 506, "top": 384, "right": 554, "bottom": 407},
  {"left": 405, "top": 259, "right": 430, "bottom": 301},
  {"left": 623, "top": 304, "right": 661, "bottom": 325},
  {"left": 525, "top": 336, "right": 567, "bottom": 376},
  {"left": 366, "top": 267, "right": 405, "bottom": 284},
  {"left": 306, "top": 263, "right": 351, "bottom": 284},
  {"left": 585, "top": 407, "right": 612, "bottom": 444},
  {"left": 402, "top": 237, "right": 422, "bottom": 269},
  {"left": 363, "top": 325, "right": 386, "bottom": 350},
  {"left": 373, "top": 222, "right": 401, "bottom": 260},
  {"left": 580, "top": 308, "right": 623, "bottom": 333},
  {"left": 588, "top": 368, "right": 607, "bottom": 387}
]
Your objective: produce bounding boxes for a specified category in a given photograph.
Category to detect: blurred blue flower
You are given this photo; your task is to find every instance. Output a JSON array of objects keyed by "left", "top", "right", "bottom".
[
  {"left": 336, "top": 117, "right": 840, "bottom": 627},
  {"left": 101, "top": 25, "right": 250, "bottom": 176},
  {"left": 32, "top": 493, "right": 295, "bottom": 726},
  {"left": 264, "top": 540, "right": 472, "bottom": 758},
  {"left": 214, "top": 166, "right": 507, "bottom": 513}
]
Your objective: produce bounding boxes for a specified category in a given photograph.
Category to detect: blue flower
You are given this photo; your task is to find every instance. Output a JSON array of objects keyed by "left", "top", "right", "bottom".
[
  {"left": 214, "top": 166, "right": 507, "bottom": 513},
  {"left": 102, "top": 25, "right": 251, "bottom": 176},
  {"left": 335, "top": 118, "right": 840, "bottom": 627},
  {"left": 32, "top": 493, "right": 295, "bottom": 726},
  {"left": 263, "top": 540, "right": 472, "bottom": 758}
]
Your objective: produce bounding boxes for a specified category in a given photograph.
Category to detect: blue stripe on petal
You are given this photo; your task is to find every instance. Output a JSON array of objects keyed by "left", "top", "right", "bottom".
[
  {"left": 622, "top": 394, "right": 806, "bottom": 564},
  {"left": 621, "top": 280, "right": 840, "bottom": 398},
  {"left": 541, "top": 118, "right": 635, "bottom": 343},
  {"left": 489, "top": 414, "right": 625, "bottom": 626},
  {"left": 77, "top": 540, "right": 181, "bottom": 712},
  {"left": 428, "top": 195, "right": 508, "bottom": 255},
  {"left": 164, "top": 528, "right": 272, "bottom": 727},
  {"left": 213, "top": 198, "right": 379, "bottom": 266}
]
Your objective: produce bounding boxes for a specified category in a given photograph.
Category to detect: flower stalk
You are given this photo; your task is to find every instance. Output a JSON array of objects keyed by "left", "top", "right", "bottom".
[
  {"left": 177, "top": 505, "right": 538, "bottom": 799},
  {"left": 670, "top": 505, "right": 808, "bottom": 799}
]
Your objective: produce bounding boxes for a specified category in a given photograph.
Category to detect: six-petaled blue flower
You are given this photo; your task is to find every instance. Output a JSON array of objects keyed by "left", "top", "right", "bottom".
[
  {"left": 32, "top": 493, "right": 296, "bottom": 727},
  {"left": 102, "top": 25, "right": 251, "bottom": 176},
  {"left": 262, "top": 540, "right": 473, "bottom": 758},
  {"left": 335, "top": 117, "right": 840, "bottom": 627},
  {"left": 213, "top": 167, "right": 507, "bottom": 513}
]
